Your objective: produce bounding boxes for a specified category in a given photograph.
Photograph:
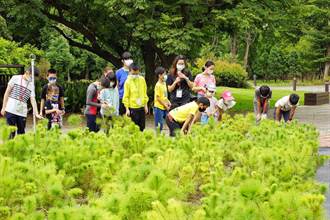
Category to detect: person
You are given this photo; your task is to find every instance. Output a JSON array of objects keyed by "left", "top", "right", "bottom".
[
  {"left": 254, "top": 85, "right": 272, "bottom": 122},
  {"left": 193, "top": 61, "right": 216, "bottom": 98},
  {"left": 153, "top": 67, "right": 171, "bottom": 131},
  {"left": 103, "top": 66, "right": 114, "bottom": 79},
  {"left": 274, "top": 94, "right": 300, "bottom": 123},
  {"left": 123, "top": 63, "right": 149, "bottom": 131},
  {"left": 44, "top": 85, "right": 64, "bottom": 129},
  {"left": 166, "top": 55, "right": 194, "bottom": 110},
  {"left": 0, "top": 66, "right": 42, "bottom": 138},
  {"left": 40, "top": 69, "right": 65, "bottom": 117},
  {"left": 98, "top": 74, "right": 119, "bottom": 117},
  {"left": 166, "top": 97, "right": 210, "bottom": 137},
  {"left": 84, "top": 77, "right": 107, "bottom": 132},
  {"left": 116, "top": 52, "right": 134, "bottom": 115},
  {"left": 200, "top": 84, "right": 218, "bottom": 124},
  {"left": 216, "top": 90, "right": 236, "bottom": 121}
]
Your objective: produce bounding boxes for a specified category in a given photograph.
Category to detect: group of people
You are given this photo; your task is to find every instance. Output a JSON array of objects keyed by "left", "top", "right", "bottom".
[{"left": 0, "top": 52, "right": 300, "bottom": 138}]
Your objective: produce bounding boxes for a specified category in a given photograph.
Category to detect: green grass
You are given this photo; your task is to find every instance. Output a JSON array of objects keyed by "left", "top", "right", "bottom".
[
  {"left": 216, "top": 87, "right": 306, "bottom": 113},
  {"left": 247, "top": 79, "right": 325, "bottom": 87}
]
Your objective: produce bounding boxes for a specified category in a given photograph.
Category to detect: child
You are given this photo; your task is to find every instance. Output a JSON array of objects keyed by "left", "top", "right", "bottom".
[
  {"left": 123, "top": 63, "right": 149, "bottom": 131},
  {"left": 193, "top": 61, "right": 216, "bottom": 98},
  {"left": 45, "top": 84, "right": 64, "bottom": 129},
  {"left": 166, "top": 97, "right": 210, "bottom": 137},
  {"left": 154, "top": 67, "right": 171, "bottom": 131},
  {"left": 216, "top": 91, "right": 236, "bottom": 121},
  {"left": 254, "top": 85, "right": 272, "bottom": 122},
  {"left": 274, "top": 94, "right": 299, "bottom": 123},
  {"left": 200, "top": 84, "right": 218, "bottom": 124},
  {"left": 98, "top": 74, "right": 120, "bottom": 117}
]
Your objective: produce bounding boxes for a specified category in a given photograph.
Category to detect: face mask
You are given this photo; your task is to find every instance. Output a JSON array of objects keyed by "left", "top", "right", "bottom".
[
  {"left": 176, "top": 64, "right": 185, "bottom": 71},
  {"left": 163, "top": 75, "right": 168, "bottom": 81},
  {"left": 131, "top": 74, "right": 139, "bottom": 79},
  {"left": 97, "top": 85, "right": 102, "bottom": 90},
  {"left": 199, "top": 107, "right": 206, "bottom": 112},
  {"left": 124, "top": 59, "right": 133, "bottom": 67},
  {"left": 26, "top": 75, "right": 32, "bottom": 82},
  {"left": 208, "top": 70, "right": 214, "bottom": 75},
  {"left": 110, "top": 82, "right": 115, "bottom": 88},
  {"left": 48, "top": 77, "right": 57, "bottom": 84},
  {"left": 52, "top": 95, "right": 59, "bottom": 100}
]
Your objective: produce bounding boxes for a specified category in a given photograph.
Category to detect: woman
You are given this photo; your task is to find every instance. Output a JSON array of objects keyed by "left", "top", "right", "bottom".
[
  {"left": 193, "top": 61, "right": 216, "bottom": 98},
  {"left": 166, "top": 55, "right": 194, "bottom": 110}
]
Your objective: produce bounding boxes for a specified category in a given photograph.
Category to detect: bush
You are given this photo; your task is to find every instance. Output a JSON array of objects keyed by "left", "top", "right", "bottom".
[
  {"left": 193, "top": 57, "right": 248, "bottom": 88},
  {"left": 0, "top": 115, "right": 326, "bottom": 219}
]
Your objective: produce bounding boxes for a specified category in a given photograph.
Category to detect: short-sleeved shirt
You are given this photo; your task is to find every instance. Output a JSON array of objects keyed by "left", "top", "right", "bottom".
[
  {"left": 154, "top": 81, "right": 169, "bottom": 110},
  {"left": 217, "top": 99, "right": 236, "bottom": 112},
  {"left": 205, "top": 97, "right": 218, "bottom": 117},
  {"left": 194, "top": 73, "right": 216, "bottom": 96},
  {"left": 169, "top": 101, "right": 199, "bottom": 123},
  {"left": 166, "top": 72, "right": 193, "bottom": 107},
  {"left": 5, "top": 75, "right": 35, "bottom": 117},
  {"left": 41, "top": 84, "right": 64, "bottom": 108},
  {"left": 254, "top": 88, "right": 272, "bottom": 103},
  {"left": 116, "top": 68, "right": 129, "bottom": 99},
  {"left": 45, "top": 100, "right": 62, "bottom": 125},
  {"left": 275, "top": 96, "right": 296, "bottom": 112}
]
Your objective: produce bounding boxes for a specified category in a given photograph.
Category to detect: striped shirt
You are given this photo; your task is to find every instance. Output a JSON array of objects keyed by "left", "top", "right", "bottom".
[{"left": 5, "top": 75, "right": 35, "bottom": 117}]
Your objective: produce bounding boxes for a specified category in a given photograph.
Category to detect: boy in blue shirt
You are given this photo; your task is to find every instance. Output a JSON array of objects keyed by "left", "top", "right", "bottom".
[{"left": 116, "top": 51, "right": 134, "bottom": 115}]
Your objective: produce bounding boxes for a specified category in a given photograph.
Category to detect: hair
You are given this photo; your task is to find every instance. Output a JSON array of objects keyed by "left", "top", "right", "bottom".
[
  {"left": 103, "top": 66, "right": 113, "bottom": 73},
  {"left": 129, "top": 63, "right": 140, "bottom": 71},
  {"left": 46, "top": 84, "right": 59, "bottom": 99},
  {"left": 100, "top": 76, "right": 110, "bottom": 88},
  {"left": 170, "top": 55, "right": 188, "bottom": 76},
  {"left": 259, "top": 85, "right": 270, "bottom": 97},
  {"left": 202, "top": 60, "right": 215, "bottom": 72},
  {"left": 289, "top": 94, "right": 300, "bottom": 105},
  {"left": 27, "top": 66, "right": 40, "bottom": 76},
  {"left": 121, "top": 52, "right": 132, "bottom": 60},
  {"left": 48, "top": 69, "right": 57, "bottom": 75},
  {"left": 155, "top": 67, "right": 166, "bottom": 76},
  {"left": 107, "top": 72, "right": 117, "bottom": 88},
  {"left": 197, "top": 96, "right": 210, "bottom": 106}
]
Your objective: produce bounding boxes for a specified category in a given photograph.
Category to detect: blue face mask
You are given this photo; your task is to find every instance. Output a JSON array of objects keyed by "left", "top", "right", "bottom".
[
  {"left": 52, "top": 95, "right": 59, "bottom": 100},
  {"left": 48, "top": 77, "right": 57, "bottom": 84}
]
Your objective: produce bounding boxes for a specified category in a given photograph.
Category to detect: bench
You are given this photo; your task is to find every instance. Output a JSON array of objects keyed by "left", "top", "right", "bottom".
[{"left": 304, "top": 92, "right": 329, "bottom": 105}]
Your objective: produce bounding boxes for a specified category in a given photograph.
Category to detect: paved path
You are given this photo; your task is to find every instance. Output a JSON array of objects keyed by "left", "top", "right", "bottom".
[
  {"left": 270, "top": 85, "right": 325, "bottom": 93},
  {"left": 317, "top": 148, "right": 330, "bottom": 219}
]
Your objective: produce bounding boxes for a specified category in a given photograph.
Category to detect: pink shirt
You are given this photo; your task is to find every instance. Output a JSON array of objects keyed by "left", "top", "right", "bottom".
[{"left": 194, "top": 73, "right": 216, "bottom": 95}]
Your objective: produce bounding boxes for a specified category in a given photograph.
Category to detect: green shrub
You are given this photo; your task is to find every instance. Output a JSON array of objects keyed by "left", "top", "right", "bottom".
[{"left": 193, "top": 57, "right": 248, "bottom": 88}]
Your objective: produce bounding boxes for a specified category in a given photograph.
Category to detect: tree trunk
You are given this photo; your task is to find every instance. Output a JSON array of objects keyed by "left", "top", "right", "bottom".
[
  {"left": 141, "top": 40, "right": 157, "bottom": 97},
  {"left": 67, "top": 68, "right": 71, "bottom": 82},
  {"left": 243, "top": 32, "right": 252, "bottom": 70},
  {"left": 230, "top": 31, "right": 238, "bottom": 60},
  {"left": 324, "top": 45, "right": 330, "bottom": 80}
]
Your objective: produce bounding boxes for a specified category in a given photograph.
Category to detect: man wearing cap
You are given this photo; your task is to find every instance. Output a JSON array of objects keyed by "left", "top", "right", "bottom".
[
  {"left": 216, "top": 90, "right": 236, "bottom": 121},
  {"left": 201, "top": 84, "right": 218, "bottom": 124},
  {"left": 1, "top": 66, "right": 42, "bottom": 138}
]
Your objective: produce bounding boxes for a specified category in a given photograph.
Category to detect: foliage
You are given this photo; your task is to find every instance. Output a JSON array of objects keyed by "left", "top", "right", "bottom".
[
  {"left": 0, "top": 115, "right": 326, "bottom": 219},
  {"left": 0, "top": 38, "right": 42, "bottom": 74},
  {"left": 194, "top": 56, "right": 248, "bottom": 88}
]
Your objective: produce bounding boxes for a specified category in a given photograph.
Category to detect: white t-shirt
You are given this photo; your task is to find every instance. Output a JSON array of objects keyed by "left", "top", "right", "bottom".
[
  {"left": 217, "top": 98, "right": 236, "bottom": 111},
  {"left": 5, "top": 75, "right": 35, "bottom": 117},
  {"left": 275, "top": 96, "right": 296, "bottom": 111}
]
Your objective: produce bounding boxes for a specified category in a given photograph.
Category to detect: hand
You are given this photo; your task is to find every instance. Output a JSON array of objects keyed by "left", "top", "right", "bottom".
[
  {"left": 1, "top": 108, "right": 6, "bottom": 116},
  {"left": 55, "top": 109, "right": 62, "bottom": 114},
  {"left": 126, "top": 109, "right": 130, "bottom": 117},
  {"left": 35, "top": 114, "right": 43, "bottom": 119},
  {"left": 174, "top": 77, "right": 181, "bottom": 84},
  {"left": 166, "top": 103, "right": 171, "bottom": 111},
  {"left": 101, "top": 103, "right": 108, "bottom": 109},
  {"left": 256, "top": 114, "right": 261, "bottom": 121},
  {"left": 178, "top": 72, "right": 188, "bottom": 80},
  {"left": 144, "top": 105, "right": 149, "bottom": 114},
  {"left": 201, "top": 87, "right": 207, "bottom": 93},
  {"left": 261, "top": 114, "right": 267, "bottom": 120}
]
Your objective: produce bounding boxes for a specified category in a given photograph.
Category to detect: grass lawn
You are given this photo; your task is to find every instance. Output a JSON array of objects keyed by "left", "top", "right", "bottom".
[
  {"left": 216, "top": 87, "right": 306, "bottom": 113},
  {"left": 247, "top": 79, "right": 325, "bottom": 87}
]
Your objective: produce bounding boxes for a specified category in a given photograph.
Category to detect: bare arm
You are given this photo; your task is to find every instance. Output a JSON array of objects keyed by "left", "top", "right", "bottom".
[
  {"left": 167, "top": 78, "right": 180, "bottom": 92},
  {"left": 187, "top": 112, "right": 202, "bottom": 133},
  {"left": 40, "top": 99, "right": 45, "bottom": 116},
  {"left": 289, "top": 106, "right": 297, "bottom": 121},
  {"left": 60, "top": 97, "right": 65, "bottom": 110},
  {"left": 181, "top": 114, "right": 194, "bottom": 134},
  {"left": 275, "top": 107, "right": 281, "bottom": 121},
  {"left": 30, "top": 96, "right": 39, "bottom": 115},
  {"left": 1, "top": 85, "right": 13, "bottom": 115},
  {"left": 217, "top": 107, "right": 224, "bottom": 121}
]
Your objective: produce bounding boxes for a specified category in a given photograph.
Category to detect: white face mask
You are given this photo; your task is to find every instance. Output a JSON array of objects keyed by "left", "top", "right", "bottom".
[
  {"left": 97, "top": 85, "right": 102, "bottom": 90},
  {"left": 176, "top": 64, "right": 185, "bottom": 71},
  {"left": 131, "top": 74, "right": 139, "bottom": 79},
  {"left": 163, "top": 75, "right": 168, "bottom": 82},
  {"left": 208, "top": 70, "right": 214, "bottom": 75},
  {"left": 124, "top": 59, "right": 133, "bottom": 67},
  {"left": 110, "top": 82, "right": 115, "bottom": 88}
]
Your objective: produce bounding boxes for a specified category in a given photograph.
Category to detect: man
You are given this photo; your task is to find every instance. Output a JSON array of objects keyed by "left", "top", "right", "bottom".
[
  {"left": 1, "top": 66, "right": 42, "bottom": 138},
  {"left": 274, "top": 94, "right": 300, "bottom": 123},
  {"left": 166, "top": 97, "right": 210, "bottom": 137},
  {"left": 40, "top": 69, "right": 65, "bottom": 117},
  {"left": 116, "top": 52, "right": 134, "bottom": 115}
]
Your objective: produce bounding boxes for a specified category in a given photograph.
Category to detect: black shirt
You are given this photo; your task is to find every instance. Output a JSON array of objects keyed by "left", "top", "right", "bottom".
[
  {"left": 41, "top": 84, "right": 64, "bottom": 109},
  {"left": 166, "top": 72, "right": 193, "bottom": 108}
]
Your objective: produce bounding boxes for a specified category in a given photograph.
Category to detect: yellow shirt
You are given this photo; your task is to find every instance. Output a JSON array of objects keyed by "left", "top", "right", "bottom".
[
  {"left": 123, "top": 75, "right": 149, "bottom": 109},
  {"left": 169, "top": 101, "right": 199, "bottom": 123},
  {"left": 154, "top": 81, "right": 169, "bottom": 110}
]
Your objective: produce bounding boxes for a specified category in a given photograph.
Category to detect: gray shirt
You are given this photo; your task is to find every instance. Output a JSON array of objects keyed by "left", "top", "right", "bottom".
[{"left": 84, "top": 83, "right": 101, "bottom": 115}]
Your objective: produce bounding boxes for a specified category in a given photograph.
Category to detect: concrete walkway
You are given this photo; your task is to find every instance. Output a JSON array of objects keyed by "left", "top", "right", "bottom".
[
  {"left": 271, "top": 85, "right": 326, "bottom": 93},
  {"left": 317, "top": 148, "right": 330, "bottom": 219}
]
